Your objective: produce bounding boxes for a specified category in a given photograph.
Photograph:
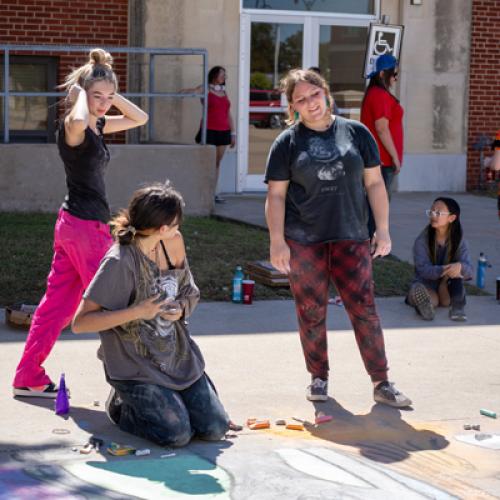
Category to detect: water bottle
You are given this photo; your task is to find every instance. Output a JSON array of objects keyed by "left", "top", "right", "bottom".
[
  {"left": 232, "top": 266, "right": 244, "bottom": 303},
  {"left": 476, "top": 253, "right": 488, "bottom": 289}
]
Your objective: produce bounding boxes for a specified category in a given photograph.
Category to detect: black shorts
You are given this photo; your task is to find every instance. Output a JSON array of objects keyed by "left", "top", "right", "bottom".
[{"left": 195, "top": 128, "right": 231, "bottom": 146}]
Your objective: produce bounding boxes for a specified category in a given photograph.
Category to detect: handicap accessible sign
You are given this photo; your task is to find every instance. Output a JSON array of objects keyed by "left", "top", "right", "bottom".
[{"left": 364, "top": 23, "right": 404, "bottom": 78}]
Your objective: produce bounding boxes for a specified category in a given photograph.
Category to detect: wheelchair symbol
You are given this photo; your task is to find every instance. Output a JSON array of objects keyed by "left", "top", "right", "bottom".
[{"left": 373, "top": 32, "right": 393, "bottom": 56}]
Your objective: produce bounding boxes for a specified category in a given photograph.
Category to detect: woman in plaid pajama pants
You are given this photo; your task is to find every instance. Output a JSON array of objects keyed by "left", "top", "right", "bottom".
[{"left": 265, "top": 69, "right": 411, "bottom": 408}]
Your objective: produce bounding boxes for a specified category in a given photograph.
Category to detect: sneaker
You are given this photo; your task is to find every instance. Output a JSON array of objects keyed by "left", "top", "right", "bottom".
[
  {"left": 13, "top": 383, "right": 63, "bottom": 399},
  {"left": 374, "top": 381, "right": 412, "bottom": 408},
  {"left": 306, "top": 377, "right": 328, "bottom": 402},
  {"left": 449, "top": 306, "right": 467, "bottom": 322},
  {"left": 409, "top": 283, "right": 435, "bottom": 320},
  {"left": 214, "top": 195, "right": 226, "bottom": 204},
  {"left": 105, "top": 387, "right": 122, "bottom": 425}
]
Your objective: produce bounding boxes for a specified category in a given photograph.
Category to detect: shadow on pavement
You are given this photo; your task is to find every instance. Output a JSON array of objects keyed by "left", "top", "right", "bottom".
[
  {"left": 304, "top": 399, "right": 449, "bottom": 464},
  {"left": 8, "top": 398, "right": 233, "bottom": 497}
]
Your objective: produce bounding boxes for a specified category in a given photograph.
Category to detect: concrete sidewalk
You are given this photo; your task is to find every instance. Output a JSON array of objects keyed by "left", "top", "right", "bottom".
[
  {"left": 1, "top": 295, "right": 500, "bottom": 499},
  {"left": 1, "top": 190, "right": 498, "bottom": 498},
  {"left": 214, "top": 191, "right": 500, "bottom": 295}
]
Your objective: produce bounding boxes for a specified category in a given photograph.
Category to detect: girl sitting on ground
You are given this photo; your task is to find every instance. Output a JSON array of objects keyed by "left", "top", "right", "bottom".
[
  {"left": 72, "top": 182, "right": 230, "bottom": 447},
  {"left": 407, "top": 197, "right": 472, "bottom": 322}
]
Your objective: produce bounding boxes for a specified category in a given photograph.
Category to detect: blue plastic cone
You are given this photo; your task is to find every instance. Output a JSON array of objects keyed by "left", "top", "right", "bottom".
[{"left": 55, "top": 373, "right": 69, "bottom": 415}]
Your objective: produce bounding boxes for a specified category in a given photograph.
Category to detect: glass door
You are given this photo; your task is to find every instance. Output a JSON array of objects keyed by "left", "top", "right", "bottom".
[
  {"left": 317, "top": 23, "right": 369, "bottom": 121},
  {"left": 238, "top": 14, "right": 305, "bottom": 191},
  {"left": 237, "top": 13, "right": 372, "bottom": 191}
]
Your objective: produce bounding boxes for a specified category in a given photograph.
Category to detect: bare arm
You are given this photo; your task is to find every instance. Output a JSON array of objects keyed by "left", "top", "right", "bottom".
[
  {"left": 265, "top": 181, "right": 290, "bottom": 274},
  {"left": 72, "top": 295, "right": 170, "bottom": 334},
  {"left": 374, "top": 117, "right": 401, "bottom": 171},
  {"left": 364, "top": 167, "right": 391, "bottom": 258},
  {"left": 102, "top": 93, "right": 148, "bottom": 134},
  {"left": 64, "top": 85, "right": 89, "bottom": 147},
  {"left": 493, "top": 149, "right": 500, "bottom": 171},
  {"left": 179, "top": 84, "right": 203, "bottom": 95}
]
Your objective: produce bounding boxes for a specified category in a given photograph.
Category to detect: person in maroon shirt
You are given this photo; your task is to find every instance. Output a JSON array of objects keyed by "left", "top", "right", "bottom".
[
  {"left": 183, "top": 66, "right": 236, "bottom": 203},
  {"left": 361, "top": 54, "right": 403, "bottom": 238}
]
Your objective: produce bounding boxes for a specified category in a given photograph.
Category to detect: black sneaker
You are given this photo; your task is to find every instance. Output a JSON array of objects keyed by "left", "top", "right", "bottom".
[
  {"left": 449, "top": 306, "right": 467, "bottom": 322},
  {"left": 306, "top": 378, "right": 328, "bottom": 402},
  {"left": 409, "top": 283, "right": 435, "bottom": 320},
  {"left": 105, "top": 388, "right": 122, "bottom": 425},
  {"left": 374, "top": 381, "right": 412, "bottom": 408},
  {"left": 13, "top": 382, "right": 68, "bottom": 399}
]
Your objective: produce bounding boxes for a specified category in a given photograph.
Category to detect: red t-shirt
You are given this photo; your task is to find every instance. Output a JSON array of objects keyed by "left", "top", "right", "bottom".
[
  {"left": 207, "top": 92, "right": 231, "bottom": 131},
  {"left": 360, "top": 86, "right": 404, "bottom": 167}
]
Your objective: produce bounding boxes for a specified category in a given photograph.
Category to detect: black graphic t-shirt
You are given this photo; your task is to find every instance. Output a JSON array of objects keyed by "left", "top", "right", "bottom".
[
  {"left": 58, "top": 117, "right": 111, "bottom": 223},
  {"left": 265, "top": 116, "right": 380, "bottom": 244}
]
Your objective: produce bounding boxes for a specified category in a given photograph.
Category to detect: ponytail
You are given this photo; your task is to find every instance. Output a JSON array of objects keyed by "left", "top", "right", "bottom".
[
  {"left": 111, "top": 209, "right": 137, "bottom": 245},
  {"left": 110, "top": 181, "right": 185, "bottom": 246}
]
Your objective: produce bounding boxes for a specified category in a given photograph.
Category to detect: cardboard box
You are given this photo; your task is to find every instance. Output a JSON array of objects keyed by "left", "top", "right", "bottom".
[{"left": 5, "top": 304, "right": 37, "bottom": 329}]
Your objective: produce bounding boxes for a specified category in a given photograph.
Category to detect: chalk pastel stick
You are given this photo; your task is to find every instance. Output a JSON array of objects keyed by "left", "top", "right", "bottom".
[
  {"left": 315, "top": 415, "right": 333, "bottom": 425},
  {"left": 286, "top": 423, "right": 304, "bottom": 431},
  {"left": 249, "top": 420, "right": 270, "bottom": 430},
  {"left": 480, "top": 408, "right": 497, "bottom": 418}
]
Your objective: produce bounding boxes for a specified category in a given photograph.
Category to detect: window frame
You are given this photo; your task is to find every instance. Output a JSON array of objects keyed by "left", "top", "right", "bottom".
[{"left": 0, "top": 55, "right": 58, "bottom": 143}]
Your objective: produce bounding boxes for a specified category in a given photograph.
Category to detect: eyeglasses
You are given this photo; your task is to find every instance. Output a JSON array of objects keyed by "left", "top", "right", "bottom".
[{"left": 425, "top": 209, "right": 451, "bottom": 217}]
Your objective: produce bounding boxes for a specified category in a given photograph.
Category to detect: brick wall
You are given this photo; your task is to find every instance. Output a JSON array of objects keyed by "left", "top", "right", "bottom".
[
  {"left": 0, "top": 0, "right": 129, "bottom": 142},
  {"left": 466, "top": 0, "right": 500, "bottom": 189}
]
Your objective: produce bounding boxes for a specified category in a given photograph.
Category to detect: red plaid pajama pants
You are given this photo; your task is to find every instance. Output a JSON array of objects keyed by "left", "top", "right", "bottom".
[{"left": 287, "top": 239, "right": 389, "bottom": 382}]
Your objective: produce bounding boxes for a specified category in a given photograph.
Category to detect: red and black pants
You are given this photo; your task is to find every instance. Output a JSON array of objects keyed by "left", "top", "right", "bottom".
[{"left": 287, "top": 239, "right": 388, "bottom": 382}]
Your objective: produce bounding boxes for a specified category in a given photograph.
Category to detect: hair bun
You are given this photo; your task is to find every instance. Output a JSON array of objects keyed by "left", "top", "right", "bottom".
[{"left": 89, "top": 48, "right": 113, "bottom": 68}]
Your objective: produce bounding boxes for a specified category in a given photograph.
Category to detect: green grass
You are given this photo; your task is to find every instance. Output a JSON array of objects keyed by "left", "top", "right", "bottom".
[
  {"left": 470, "top": 187, "right": 498, "bottom": 199},
  {"left": 0, "top": 212, "right": 488, "bottom": 306}
]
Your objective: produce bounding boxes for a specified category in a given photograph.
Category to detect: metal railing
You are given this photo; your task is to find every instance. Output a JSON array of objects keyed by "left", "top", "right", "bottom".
[{"left": 0, "top": 44, "right": 208, "bottom": 144}]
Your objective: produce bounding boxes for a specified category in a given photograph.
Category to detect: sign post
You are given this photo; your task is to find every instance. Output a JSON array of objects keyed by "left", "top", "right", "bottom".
[{"left": 363, "top": 24, "right": 404, "bottom": 78}]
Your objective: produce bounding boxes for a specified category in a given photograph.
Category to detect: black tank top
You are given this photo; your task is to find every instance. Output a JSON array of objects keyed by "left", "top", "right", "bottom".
[
  {"left": 58, "top": 117, "right": 111, "bottom": 223},
  {"left": 160, "top": 240, "right": 175, "bottom": 270}
]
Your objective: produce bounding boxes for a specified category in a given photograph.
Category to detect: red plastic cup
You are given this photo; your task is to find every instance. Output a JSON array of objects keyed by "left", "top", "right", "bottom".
[{"left": 242, "top": 280, "right": 255, "bottom": 305}]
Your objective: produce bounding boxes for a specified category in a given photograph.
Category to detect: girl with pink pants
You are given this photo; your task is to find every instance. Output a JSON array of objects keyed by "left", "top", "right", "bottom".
[{"left": 13, "top": 48, "right": 148, "bottom": 397}]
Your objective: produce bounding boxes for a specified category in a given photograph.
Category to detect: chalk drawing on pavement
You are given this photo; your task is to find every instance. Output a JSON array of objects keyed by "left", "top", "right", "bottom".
[{"left": 64, "top": 455, "right": 232, "bottom": 499}]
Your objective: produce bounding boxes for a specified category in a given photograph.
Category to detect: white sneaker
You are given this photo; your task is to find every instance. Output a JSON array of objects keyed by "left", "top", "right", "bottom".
[{"left": 306, "top": 378, "right": 328, "bottom": 401}]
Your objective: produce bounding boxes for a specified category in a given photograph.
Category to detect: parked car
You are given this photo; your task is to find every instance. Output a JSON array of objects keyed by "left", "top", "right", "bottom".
[{"left": 249, "top": 89, "right": 283, "bottom": 129}]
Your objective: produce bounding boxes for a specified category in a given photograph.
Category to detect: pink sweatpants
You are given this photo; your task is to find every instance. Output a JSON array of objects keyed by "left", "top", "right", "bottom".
[{"left": 13, "top": 209, "right": 112, "bottom": 388}]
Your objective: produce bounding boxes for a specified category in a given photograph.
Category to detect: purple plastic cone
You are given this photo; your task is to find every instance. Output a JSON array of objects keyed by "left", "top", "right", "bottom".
[{"left": 55, "top": 373, "right": 69, "bottom": 415}]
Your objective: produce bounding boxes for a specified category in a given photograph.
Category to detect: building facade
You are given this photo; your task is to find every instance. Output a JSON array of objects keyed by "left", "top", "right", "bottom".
[{"left": 1, "top": 0, "right": 498, "bottom": 194}]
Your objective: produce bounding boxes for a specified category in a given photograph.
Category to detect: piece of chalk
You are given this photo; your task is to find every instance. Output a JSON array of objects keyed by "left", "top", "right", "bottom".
[
  {"left": 480, "top": 409, "right": 497, "bottom": 418},
  {"left": 275, "top": 419, "right": 286, "bottom": 426},
  {"left": 135, "top": 449, "right": 151, "bottom": 456},
  {"left": 315, "top": 415, "right": 333, "bottom": 425},
  {"left": 285, "top": 423, "right": 304, "bottom": 431},
  {"left": 463, "top": 424, "right": 472, "bottom": 430},
  {"left": 475, "top": 433, "right": 493, "bottom": 441},
  {"left": 472, "top": 424, "right": 481, "bottom": 431},
  {"left": 161, "top": 453, "right": 176, "bottom": 458},
  {"left": 79, "top": 444, "right": 93, "bottom": 455},
  {"left": 246, "top": 418, "right": 257, "bottom": 427},
  {"left": 249, "top": 420, "right": 270, "bottom": 430}
]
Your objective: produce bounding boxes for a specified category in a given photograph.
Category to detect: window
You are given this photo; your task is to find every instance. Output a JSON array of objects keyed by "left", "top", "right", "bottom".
[
  {"left": 0, "top": 56, "right": 57, "bottom": 143},
  {"left": 319, "top": 25, "right": 368, "bottom": 119},
  {"left": 243, "top": 0, "right": 375, "bottom": 15}
]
